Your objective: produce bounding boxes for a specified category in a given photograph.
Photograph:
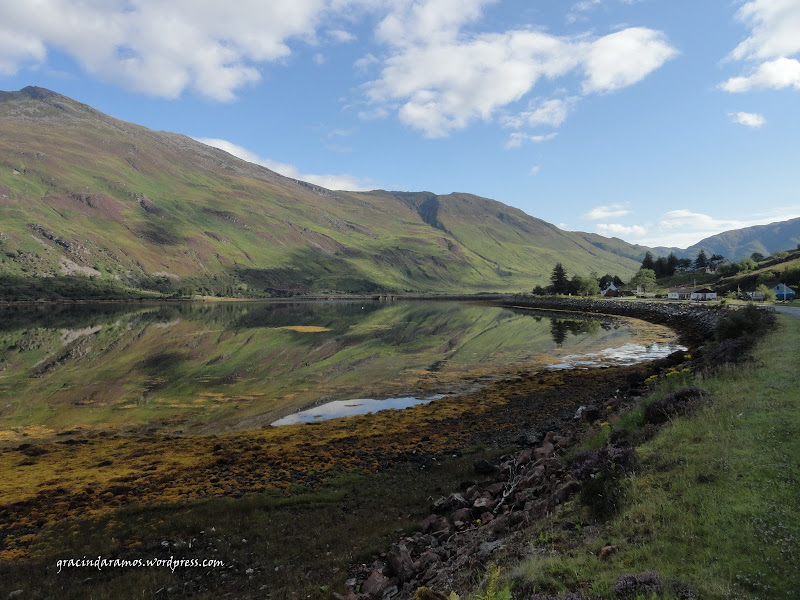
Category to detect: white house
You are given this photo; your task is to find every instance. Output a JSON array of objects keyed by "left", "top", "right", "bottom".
[
  {"left": 668, "top": 287, "right": 693, "bottom": 300},
  {"left": 690, "top": 287, "right": 717, "bottom": 301}
]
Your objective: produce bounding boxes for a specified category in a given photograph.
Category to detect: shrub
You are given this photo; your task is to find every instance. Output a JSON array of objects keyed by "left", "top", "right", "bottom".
[
  {"left": 643, "top": 387, "right": 708, "bottom": 425},
  {"left": 571, "top": 442, "right": 635, "bottom": 517}
]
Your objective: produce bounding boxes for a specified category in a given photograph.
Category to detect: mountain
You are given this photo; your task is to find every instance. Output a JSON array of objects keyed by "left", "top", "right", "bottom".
[
  {"left": 0, "top": 86, "right": 643, "bottom": 298},
  {"left": 680, "top": 218, "right": 800, "bottom": 262}
]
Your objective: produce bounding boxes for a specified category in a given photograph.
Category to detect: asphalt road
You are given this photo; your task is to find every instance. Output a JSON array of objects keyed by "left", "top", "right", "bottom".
[{"left": 769, "top": 305, "right": 800, "bottom": 319}]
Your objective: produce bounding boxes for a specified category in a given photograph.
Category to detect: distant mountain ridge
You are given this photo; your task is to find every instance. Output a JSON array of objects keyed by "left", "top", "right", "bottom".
[
  {"left": 0, "top": 86, "right": 643, "bottom": 297},
  {"left": 1, "top": 87, "right": 796, "bottom": 297},
  {"left": 677, "top": 218, "right": 800, "bottom": 262}
]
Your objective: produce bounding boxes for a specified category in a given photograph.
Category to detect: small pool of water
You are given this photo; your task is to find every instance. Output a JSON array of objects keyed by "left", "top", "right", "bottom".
[{"left": 271, "top": 394, "right": 448, "bottom": 426}]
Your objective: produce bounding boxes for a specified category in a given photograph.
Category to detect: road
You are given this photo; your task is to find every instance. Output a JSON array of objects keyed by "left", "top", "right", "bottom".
[{"left": 769, "top": 305, "right": 800, "bottom": 319}]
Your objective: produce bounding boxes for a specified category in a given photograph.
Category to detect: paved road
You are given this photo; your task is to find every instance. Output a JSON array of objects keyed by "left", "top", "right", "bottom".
[{"left": 770, "top": 305, "right": 800, "bottom": 319}]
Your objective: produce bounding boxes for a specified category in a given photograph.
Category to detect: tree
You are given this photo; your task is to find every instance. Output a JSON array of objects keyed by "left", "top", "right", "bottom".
[
  {"left": 570, "top": 275, "right": 600, "bottom": 297},
  {"left": 629, "top": 268, "right": 656, "bottom": 293},
  {"left": 694, "top": 250, "right": 708, "bottom": 270},
  {"left": 666, "top": 252, "right": 679, "bottom": 276},
  {"left": 532, "top": 285, "right": 547, "bottom": 296},
  {"left": 550, "top": 262, "right": 569, "bottom": 295},
  {"left": 751, "top": 252, "right": 765, "bottom": 262},
  {"left": 757, "top": 283, "right": 775, "bottom": 301},
  {"left": 710, "top": 254, "right": 724, "bottom": 262},
  {"left": 641, "top": 251, "right": 655, "bottom": 271},
  {"left": 654, "top": 256, "right": 669, "bottom": 278}
]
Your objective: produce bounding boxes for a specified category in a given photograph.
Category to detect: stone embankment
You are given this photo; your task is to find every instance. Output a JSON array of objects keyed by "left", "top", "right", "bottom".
[
  {"left": 340, "top": 425, "right": 585, "bottom": 600},
  {"left": 498, "top": 298, "right": 727, "bottom": 345}
]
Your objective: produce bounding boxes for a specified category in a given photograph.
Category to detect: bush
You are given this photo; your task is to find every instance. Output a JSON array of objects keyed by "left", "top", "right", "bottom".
[
  {"left": 571, "top": 442, "right": 635, "bottom": 517},
  {"left": 643, "top": 387, "right": 708, "bottom": 425},
  {"left": 715, "top": 304, "right": 775, "bottom": 342}
]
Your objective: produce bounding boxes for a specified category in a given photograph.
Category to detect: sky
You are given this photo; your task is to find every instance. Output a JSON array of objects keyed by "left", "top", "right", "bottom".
[{"left": 1, "top": 0, "right": 799, "bottom": 249}]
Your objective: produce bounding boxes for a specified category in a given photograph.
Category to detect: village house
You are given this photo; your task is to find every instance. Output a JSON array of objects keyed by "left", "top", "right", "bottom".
[
  {"left": 667, "top": 286, "right": 694, "bottom": 300},
  {"left": 771, "top": 283, "right": 797, "bottom": 301},
  {"left": 691, "top": 287, "right": 717, "bottom": 301}
]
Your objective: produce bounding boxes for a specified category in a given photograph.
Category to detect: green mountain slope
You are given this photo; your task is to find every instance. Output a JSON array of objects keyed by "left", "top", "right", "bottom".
[
  {"left": 681, "top": 218, "right": 800, "bottom": 262},
  {"left": 0, "top": 86, "right": 642, "bottom": 297}
]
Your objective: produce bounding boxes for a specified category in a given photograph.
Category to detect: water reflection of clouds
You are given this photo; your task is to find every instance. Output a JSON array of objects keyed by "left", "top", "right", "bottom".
[
  {"left": 548, "top": 342, "right": 686, "bottom": 369},
  {"left": 271, "top": 394, "right": 446, "bottom": 426}
]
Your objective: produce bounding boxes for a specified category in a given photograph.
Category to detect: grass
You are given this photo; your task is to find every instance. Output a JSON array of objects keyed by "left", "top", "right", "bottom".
[{"left": 506, "top": 314, "right": 800, "bottom": 599}]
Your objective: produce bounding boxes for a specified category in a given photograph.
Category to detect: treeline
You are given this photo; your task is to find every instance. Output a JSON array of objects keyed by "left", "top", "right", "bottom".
[{"left": 530, "top": 263, "right": 625, "bottom": 296}]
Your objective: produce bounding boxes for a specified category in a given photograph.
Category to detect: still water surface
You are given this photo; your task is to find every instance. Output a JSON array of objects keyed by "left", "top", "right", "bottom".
[{"left": 0, "top": 300, "right": 682, "bottom": 438}]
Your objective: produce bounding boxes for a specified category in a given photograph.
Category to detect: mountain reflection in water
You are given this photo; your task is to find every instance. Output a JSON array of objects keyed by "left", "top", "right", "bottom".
[{"left": 0, "top": 300, "right": 681, "bottom": 437}]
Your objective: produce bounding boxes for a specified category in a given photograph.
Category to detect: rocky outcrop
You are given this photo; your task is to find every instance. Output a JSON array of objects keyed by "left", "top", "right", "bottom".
[{"left": 339, "top": 428, "right": 584, "bottom": 600}]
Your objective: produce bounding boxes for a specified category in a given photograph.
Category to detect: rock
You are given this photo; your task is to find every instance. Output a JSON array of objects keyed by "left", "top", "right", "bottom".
[
  {"left": 432, "top": 493, "right": 468, "bottom": 513},
  {"left": 554, "top": 480, "right": 581, "bottom": 504},
  {"left": 533, "top": 442, "right": 555, "bottom": 461},
  {"left": 452, "top": 507, "right": 472, "bottom": 524},
  {"left": 472, "top": 496, "right": 494, "bottom": 511},
  {"left": 420, "top": 514, "right": 449, "bottom": 535},
  {"left": 8, "top": 591, "right": 24, "bottom": 600},
  {"left": 516, "top": 447, "right": 534, "bottom": 466},
  {"left": 387, "top": 544, "right": 415, "bottom": 583},
  {"left": 362, "top": 571, "right": 390, "bottom": 598},
  {"left": 485, "top": 482, "right": 506, "bottom": 496}
]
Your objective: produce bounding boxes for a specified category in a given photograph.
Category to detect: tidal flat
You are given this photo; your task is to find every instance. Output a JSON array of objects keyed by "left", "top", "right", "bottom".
[{"left": 0, "top": 300, "right": 682, "bottom": 598}]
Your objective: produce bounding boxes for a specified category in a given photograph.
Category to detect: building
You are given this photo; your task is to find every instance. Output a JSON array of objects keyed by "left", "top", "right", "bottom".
[
  {"left": 668, "top": 286, "right": 694, "bottom": 300},
  {"left": 771, "top": 283, "right": 797, "bottom": 301},
  {"left": 601, "top": 283, "right": 619, "bottom": 297},
  {"left": 690, "top": 287, "right": 717, "bottom": 301}
]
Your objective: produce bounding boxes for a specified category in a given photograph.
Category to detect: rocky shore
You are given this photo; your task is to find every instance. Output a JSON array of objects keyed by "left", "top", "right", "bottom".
[{"left": 339, "top": 299, "right": 725, "bottom": 600}]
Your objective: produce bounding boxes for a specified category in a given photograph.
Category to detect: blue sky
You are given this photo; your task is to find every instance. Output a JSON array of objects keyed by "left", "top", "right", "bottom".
[{"left": 1, "top": 0, "right": 799, "bottom": 248}]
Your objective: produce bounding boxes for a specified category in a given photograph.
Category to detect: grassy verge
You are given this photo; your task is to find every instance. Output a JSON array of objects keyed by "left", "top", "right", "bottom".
[{"left": 502, "top": 314, "right": 799, "bottom": 599}]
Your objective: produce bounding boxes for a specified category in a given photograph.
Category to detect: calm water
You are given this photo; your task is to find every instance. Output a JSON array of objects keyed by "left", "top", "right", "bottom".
[{"left": 0, "top": 300, "right": 682, "bottom": 438}]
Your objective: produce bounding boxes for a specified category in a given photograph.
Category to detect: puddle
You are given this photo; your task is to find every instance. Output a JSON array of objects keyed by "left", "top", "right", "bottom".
[
  {"left": 548, "top": 342, "right": 686, "bottom": 369},
  {"left": 271, "top": 394, "right": 447, "bottom": 426}
]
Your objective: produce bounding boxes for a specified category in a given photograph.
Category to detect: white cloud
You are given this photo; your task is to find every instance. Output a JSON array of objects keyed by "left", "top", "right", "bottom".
[
  {"left": 595, "top": 223, "right": 648, "bottom": 238},
  {"left": 365, "top": 14, "right": 676, "bottom": 137},
  {"left": 729, "top": 111, "right": 766, "bottom": 128},
  {"left": 722, "top": 1, "right": 800, "bottom": 93},
  {"left": 0, "top": 0, "right": 339, "bottom": 100},
  {"left": 581, "top": 27, "right": 678, "bottom": 93},
  {"left": 505, "top": 132, "right": 558, "bottom": 149},
  {"left": 329, "top": 29, "right": 356, "bottom": 43},
  {"left": 729, "top": 0, "right": 800, "bottom": 62},
  {"left": 581, "top": 204, "right": 631, "bottom": 220},
  {"left": 196, "top": 137, "right": 374, "bottom": 191},
  {"left": 502, "top": 98, "right": 571, "bottom": 129},
  {"left": 529, "top": 165, "right": 541, "bottom": 176},
  {"left": 720, "top": 57, "right": 800, "bottom": 92},
  {"left": 594, "top": 206, "right": 800, "bottom": 247}
]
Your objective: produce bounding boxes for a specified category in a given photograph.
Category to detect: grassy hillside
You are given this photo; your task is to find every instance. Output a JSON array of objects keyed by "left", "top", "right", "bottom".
[{"left": 0, "top": 87, "right": 642, "bottom": 298}]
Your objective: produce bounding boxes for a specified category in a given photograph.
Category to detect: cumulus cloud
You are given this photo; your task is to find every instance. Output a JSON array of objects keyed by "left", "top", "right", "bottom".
[
  {"left": 581, "top": 204, "right": 631, "bottom": 220},
  {"left": 722, "top": 0, "right": 800, "bottom": 93},
  {"left": 0, "top": 0, "right": 337, "bottom": 100},
  {"left": 365, "top": 22, "right": 676, "bottom": 137},
  {"left": 595, "top": 223, "right": 648, "bottom": 238},
  {"left": 196, "top": 137, "right": 374, "bottom": 191},
  {"left": 729, "top": 111, "right": 766, "bottom": 128},
  {"left": 721, "top": 56, "right": 800, "bottom": 92},
  {"left": 582, "top": 27, "right": 678, "bottom": 93}
]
